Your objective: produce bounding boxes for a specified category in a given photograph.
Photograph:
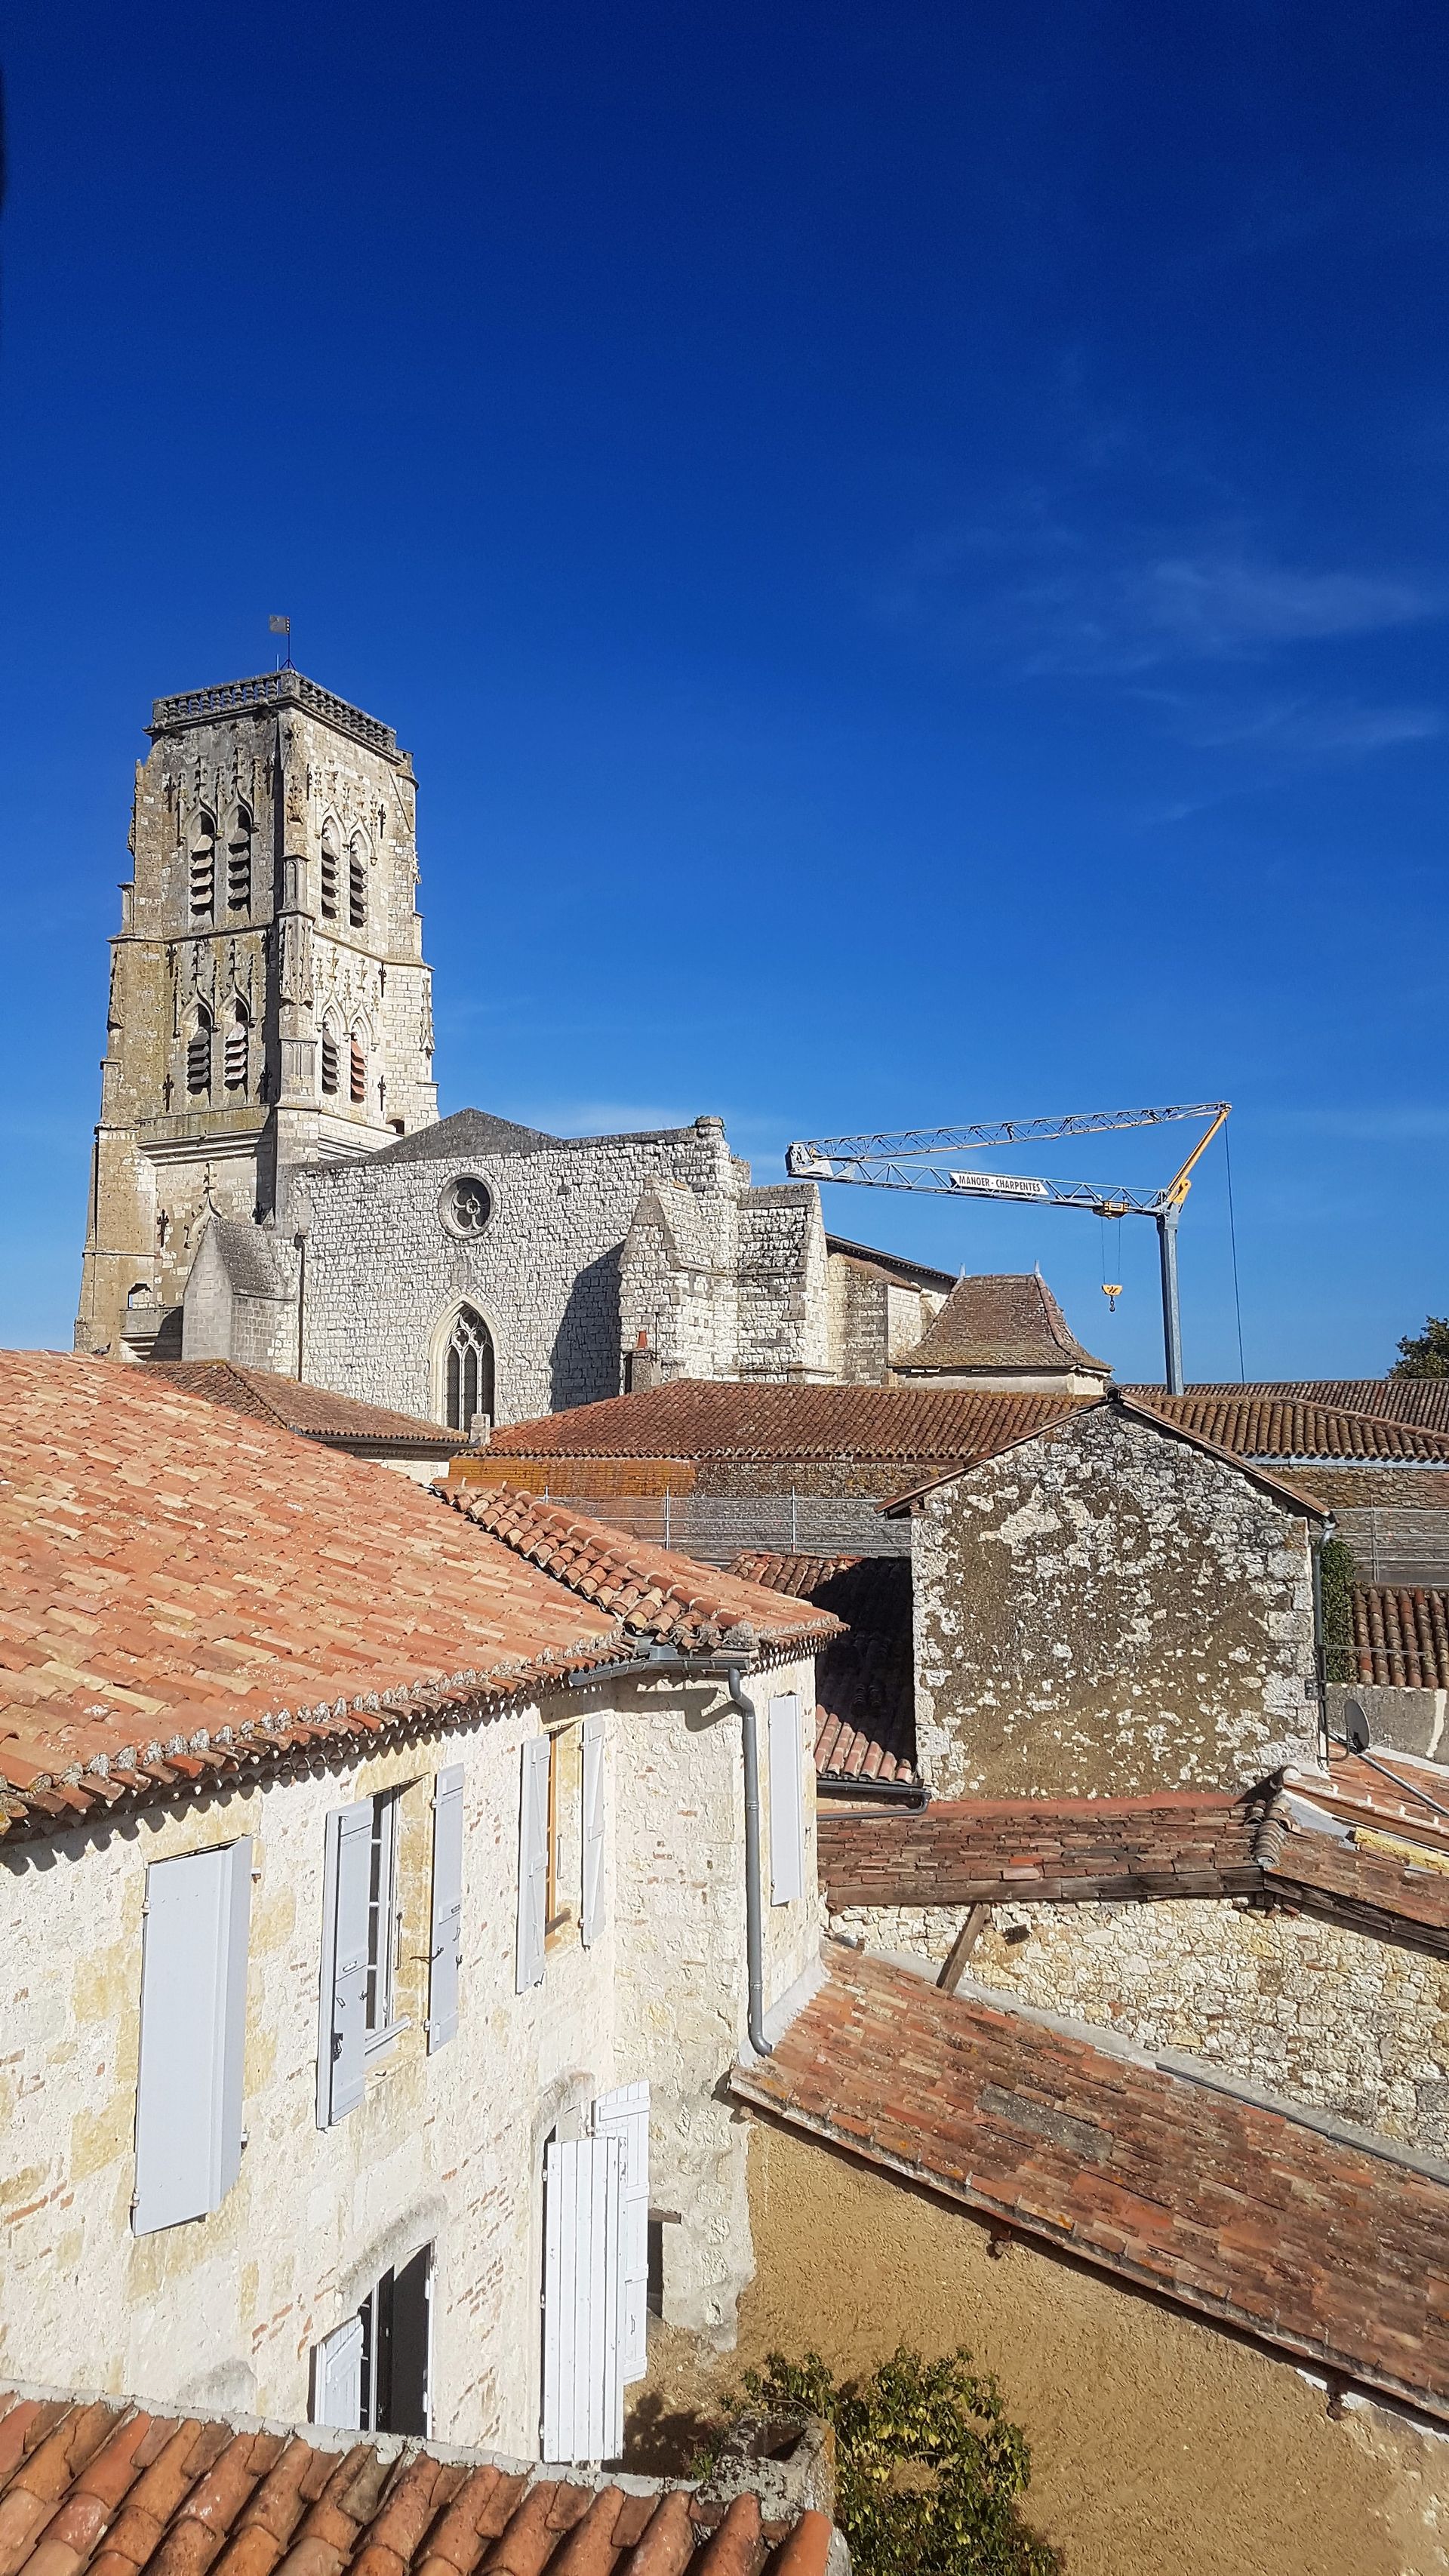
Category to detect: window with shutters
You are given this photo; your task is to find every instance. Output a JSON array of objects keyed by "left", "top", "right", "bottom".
[
  {"left": 226, "top": 808, "right": 252, "bottom": 912},
  {"left": 318, "top": 1788, "right": 407, "bottom": 2125},
  {"left": 349, "top": 1032, "right": 367, "bottom": 1104},
  {"left": 312, "top": 2245, "right": 432, "bottom": 2434},
  {"left": 768, "top": 1694, "right": 807, "bottom": 1904},
  {"left": 364, "top": 1789, "right": 401, "bottom": 2048},
  {"left": 223, "top": 1001, "right": 249, "bottom": 1092},
  {"left": 443, "top": 1304, "right": 494, "bottom": 1435},
  {"left": 189, "top": 814, "right": 216, "bottom": 919},
  {"left": 349, "top": 839, "right": 368, "bottom": 929},
  {"left": 186, "top": 1006, "right": 213, "bottom": 1095},
  {"left": 321, "top": 1023, "right": 340, "bottom": 1095},
  {"left": 133, "top": 1838, "right": 252, "bottom": 2235},
  {"left": 320, "top": 821, "right": 341, "bottom": 919},
  {"left": 427, "top": 1764, "right": 464, "bottom": 2053}
]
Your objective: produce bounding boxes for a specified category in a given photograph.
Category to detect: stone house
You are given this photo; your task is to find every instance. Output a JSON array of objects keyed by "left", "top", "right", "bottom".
[{"left": 0, "top": 1353, "right": 834, "bottom": 2457}]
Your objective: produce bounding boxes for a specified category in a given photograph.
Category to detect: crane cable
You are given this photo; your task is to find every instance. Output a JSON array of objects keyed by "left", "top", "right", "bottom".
[{"left": 1224, "top": 1120, "right": 1246, "bottom": 1383}]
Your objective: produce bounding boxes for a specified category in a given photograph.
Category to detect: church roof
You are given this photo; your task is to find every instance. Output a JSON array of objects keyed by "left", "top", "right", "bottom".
[
  {"left": 365, "top": 1106, "right": 563, "bottom": 1165},
  {"left": 203, "top": 1214, "right": 294, "bottom": 1299},
  {"left": 823, "top": 1233, "right": 958, "bottom": 1292},
  {"left": 891, "top": 1270, "right": 1109, "bottom": 1378}
]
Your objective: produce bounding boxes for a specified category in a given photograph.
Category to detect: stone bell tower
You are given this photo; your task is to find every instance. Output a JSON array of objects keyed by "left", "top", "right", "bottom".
[{"left": 75, "top": 669, "right": 438, "bottom": 1360}]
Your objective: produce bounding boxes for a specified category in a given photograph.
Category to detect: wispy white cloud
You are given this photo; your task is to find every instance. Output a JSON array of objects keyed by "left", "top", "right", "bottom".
[{"left": 1164, "top": 694, "right": 1445, "bottom": 756}]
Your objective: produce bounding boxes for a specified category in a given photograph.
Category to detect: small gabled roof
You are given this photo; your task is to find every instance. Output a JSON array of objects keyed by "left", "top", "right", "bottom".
[
  {"left": 150, "top": 1362, "right": 467, "bottom": 1453},
  {"left": 362, "top": 1106, "right": 562, "bottom": 1165},
  {"left": 891, "top": 1272, "right": 1109, "bottom": 1378},
  {"left": 882, "top": 1388, "right": 1331, "bottom": 1520}
]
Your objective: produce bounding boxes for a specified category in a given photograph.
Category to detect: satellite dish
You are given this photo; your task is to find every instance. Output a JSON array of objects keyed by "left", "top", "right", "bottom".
[{"left": 1343, "top": 1699, "right": 1371, "bottom": 1755}]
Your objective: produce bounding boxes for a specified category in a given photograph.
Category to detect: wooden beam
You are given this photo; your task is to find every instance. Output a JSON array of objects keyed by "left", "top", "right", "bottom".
[{"left": 937, "top": 1904, "right": 992, "bottom": 1993}]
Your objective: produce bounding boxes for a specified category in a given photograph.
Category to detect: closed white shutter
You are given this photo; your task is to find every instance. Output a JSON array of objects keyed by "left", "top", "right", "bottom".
[
  {"left": 427, "top": 1764, "right": 465, "bottom": 2052},
  {"left": 314, "top": 2313, "right": 365, "bottom": 2428},
  {"left": 542, "top": 2134, "right": 624, "bottom": 2463},
  {"left": 768, "top": 1693, "right": 805, "bottom": 1904},
  {"left": 318, "top": 1800, "right": 371, "bottom": 2127},
  {"left": 516, "top": 1736, "right": 550, "bottom": 1993},
  {"left": 580, "top": 1718, "right": 605, "bottom": 1948},
  {"left": 592, "top": 2082, "right": 650, "bottom": 2383},
  {"left": 133, "top": 1838, "right": 252, "bottom": 2236}
]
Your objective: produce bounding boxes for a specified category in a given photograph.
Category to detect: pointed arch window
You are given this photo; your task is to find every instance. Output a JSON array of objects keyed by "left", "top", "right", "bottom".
[
  {"left": 349, "top": 1032, "right": 367, "bottom": 1103},
  {"left": 445, "top": 1306, "right": 494, "bottom": 1436},
  {"left": 189, "top": 814, "right": 216, "bottom": 919},
  {"left": 224, "top": 1000, "right": 249, "bottom": 1091},
  {"left": 349, "top": 839, "right": 368, "bottom": 931},
  {"left": 187, "top": 1005, "right": 213, "bottom": 1094},
  {"left": 227, "top": 809, "right": 252, "bottom": 913},
  {"left": 321, "top": 821, "right": 341, "bottom": 921},
  {"left": 321, "top": 1022, "right": 340, "bottom": 1095}
]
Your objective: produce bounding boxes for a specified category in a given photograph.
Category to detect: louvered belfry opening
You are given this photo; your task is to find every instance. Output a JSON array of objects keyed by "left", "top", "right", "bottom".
[
  {"left": 226, "top": 809, "right": 251, "bottom": 912},
  {"left": 349, "top": 842, "right": 367, "bottom": 929},
  {"left": 349, "top": 1034, "right": 366, "bottom": 1103},
  {"left": 321, "top": 1026, "right": 340, "bottom": 1094},
  {"left": 186, "top": 1008, "right": 212, "bottom": 1094},
  {"left": 189, "top": 815, "right": 216, "bottom": 919},
  {"left": 224, "top": 1003, "right": 248, "bottom": 1091},
  {"left": 320, "top": 821, "right": 341, "bottom": 919},
  {"left": 445, "top": 1304, "right": 494, "bottom": 1434}
]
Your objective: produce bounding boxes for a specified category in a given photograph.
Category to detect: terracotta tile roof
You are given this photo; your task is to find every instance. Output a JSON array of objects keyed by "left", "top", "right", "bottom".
[
  {"left": 1189, "top": 1378, "right": 1449, "bottom": 1435},
  {"left": 1321, "top": 1745, "right": 1449, "bottom": 1845},
  {"left": 732, "top": 1944, "right": 1449, "bottom": 2420},
  {"left": 1349, "top": 1584, "right": 1449, "bottom": 1688},
  {"left": 818, "top": 1778, "right": 1449, "bottom": 1959},
  {"left": 441, "top": 1487, "right": 841, "bottom": 1659},
  {"left": 0, "top": 2390, "right": 834, "bottom": 2576},
  {"left": 883, "top": 1390, "right": 1331, "bottom": 1522},
  {"left": 150, "top": 1362, "right": 468, "bottom": 1452},
  {"left": 730, "top": 1556, "right": 915, "bottom": 1786},
  {"left": 485, "top": 1381, "right": 1082, "bottom": 1465},
  {"left": 891, "top": 1273, "right": 1109, "bottom": 1378},
  {"left": 0, "top": 1356, "right": 685, "bottom": 1839},
  {"left": 1124, "top": 1389, "right": 1449, "bottom": 1464}
]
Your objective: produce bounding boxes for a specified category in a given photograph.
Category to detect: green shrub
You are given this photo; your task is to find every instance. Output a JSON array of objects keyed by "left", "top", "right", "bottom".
[
  {"left": 1320, "top": 1534, "right": 1356, "bottom": 1685},
  {"left": 720, "top": 2347, "right": 1060, "bottom": 2576}
]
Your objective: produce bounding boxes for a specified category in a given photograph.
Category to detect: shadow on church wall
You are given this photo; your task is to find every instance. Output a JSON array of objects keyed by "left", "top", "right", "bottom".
[{"left": 551, "top": 1244, "right": 624, "bottom": 1411}]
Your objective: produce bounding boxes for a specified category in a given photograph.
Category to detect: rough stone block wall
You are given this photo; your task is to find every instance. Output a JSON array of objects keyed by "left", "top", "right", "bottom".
[
  {"left": 827, "top": 1897, "right": 1449, "bottom": 2158},
  {"left": 912, "top": 1405, "right": 1321, "bottom": 1797},
  {"left": 736, "top": 1189, "right": 830, "bottom": 1380}
]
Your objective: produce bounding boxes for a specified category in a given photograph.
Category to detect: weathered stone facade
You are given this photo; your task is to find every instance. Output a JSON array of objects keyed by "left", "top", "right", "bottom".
[
  {"left": 829, "top": 1898, "right": 1449, "bottom": 2157},
  {"left": 908, "top": 1399, "right": 1323, "bottom": 1797},
  {"left": 74, "top": 672, "right": 437, "bottom": 1365},
  {"left": 0, "top": 1654, "right": 820, "bottom": 2441}
]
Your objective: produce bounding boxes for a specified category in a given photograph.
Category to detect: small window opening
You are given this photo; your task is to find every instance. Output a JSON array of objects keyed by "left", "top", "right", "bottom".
[
  {"left": 349, "top": 1034, "right": 366, "bottom": 1103},
  {"left": 189, "top": 815, "right": 216, "bottom": 919},
  {"left": 224, "top": 1002, "right": 249, "bottom": 1091},
  {"left": 321, "top": 1026, "right": 340, "bottom": 1094},
  {"left": 227, "top": 809, "right": 252, "bottom": 912},
  {"left": 349, "top": 847, "right": 367, "bottom": 930},
  {"left": 187, "top": 1007, "right": 213, "bottom": 1094},
  {"left": 320, "top": 823, "right": 340, "bottom": 920},
  {"left": 389, "top": 1117, "right": 405, "bottom": 1136},
  {"left": 444, "top": 1303, "right": 494, "bottom": 1435}
]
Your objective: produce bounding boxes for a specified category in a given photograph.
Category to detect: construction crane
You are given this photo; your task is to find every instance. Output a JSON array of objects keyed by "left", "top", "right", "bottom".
[{"left": 785, "top": 1102, "right": 1232, "bottom": 1393}]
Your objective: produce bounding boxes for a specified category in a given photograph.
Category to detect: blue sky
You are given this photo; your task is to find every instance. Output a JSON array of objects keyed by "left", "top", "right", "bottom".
[{"left": 2, "top": 1, "right": 1446, "bottom": 1381}]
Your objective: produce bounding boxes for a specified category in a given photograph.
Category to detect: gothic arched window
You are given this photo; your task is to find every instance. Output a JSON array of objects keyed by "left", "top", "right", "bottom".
[
  {"left": 186, "top": 1005, "right": 213, "bottom": 1094},
  {"left": 224, "top": 1000, "right": 249, "bottom": 1091},
  {"left": 320, "top": 820, "right": 341, "bottom": 921},
  {"left": 227, "top": 808, "right": 252, "bottom": 913},
  {"left": 349, "top": 839, "right": 368, "bottom": 931},
  {"left": 321, "top": 1020, "right": 340, "bottom": 1095},
  {"left": 349, "top": 1031, "right": 367, "bottom": 1103},
  {"left": 189, "top": 814, "right": 216, "bottom": 919},
  {"left": 445, "top": 1306, "right": 494, "bottom": 1436}
]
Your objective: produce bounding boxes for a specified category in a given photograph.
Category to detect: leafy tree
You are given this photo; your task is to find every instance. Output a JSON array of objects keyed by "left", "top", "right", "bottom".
[
  {"left": 1319, "top": 1535, "right": 1356, "bottom": 1684},
  {"left": 1391, "top": 1316, "right": 1449, "bottom": 1379},
  {"left": 715, "top": 2347, "right": 1059, "bottom": 2576}
]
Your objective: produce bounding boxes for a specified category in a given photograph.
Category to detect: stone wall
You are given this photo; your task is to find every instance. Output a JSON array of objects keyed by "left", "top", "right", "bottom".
[
  {"left": 828, "top": 1897, "right": 1449, "bottom": 2156},
  {"left": 912, "top": 1403, "right": 1321, "bottom": 1797}
]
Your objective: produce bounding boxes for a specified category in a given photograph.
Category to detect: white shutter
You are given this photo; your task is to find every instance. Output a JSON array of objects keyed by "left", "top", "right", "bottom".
[
  {"left": 542, "top": 2134, "right": 624, "bottom": 2463},
  {"left": 318, "top": 1800, "right": 371, "bottom": 2126},
  {"left": 314, "top": 2313, "right": 365, "bottom": 2428},
  {"left": 592, "top": 2082, "right": 650, "bottom": 2383},
  {"left": 768, "top": 1693, "right": 805, "bottom": 1904},
  {"left": 427, "top": 1764, "right": 465, "bottom": 2052},
  {"left": 134, "top": 1838, "right": 252, "bottom": 2236},
  {"left": 516, "top": 1736, "right": 550, "bottom": 1993},
  {"left": 580, "top": 1718, "right": 605, "bottom": 1948}
]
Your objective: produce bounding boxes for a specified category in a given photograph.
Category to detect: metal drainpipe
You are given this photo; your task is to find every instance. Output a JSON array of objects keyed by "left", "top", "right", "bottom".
[{"left": 727, "top": 1664, "right": 771, "bottom": 2057}]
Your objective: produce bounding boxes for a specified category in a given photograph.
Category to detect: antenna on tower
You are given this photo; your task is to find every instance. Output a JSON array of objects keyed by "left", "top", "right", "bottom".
[{"left": 269, "top": 614, "right": 293, "bottom": 669}]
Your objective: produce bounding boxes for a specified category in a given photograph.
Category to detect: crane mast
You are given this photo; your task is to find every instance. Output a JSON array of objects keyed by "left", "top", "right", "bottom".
[{"left": 785, "top": 1102, "right": 1231, "bottom": 1393}]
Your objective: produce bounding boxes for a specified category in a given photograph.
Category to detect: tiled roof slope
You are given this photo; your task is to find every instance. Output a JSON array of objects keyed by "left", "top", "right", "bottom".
[
  {"left": 823, "top": 1234, "right": 957, "bottom": 1292},
  {"left": 150, "top": 1362, "right": 467, "bottom": 1451},
  {"left": 0, "top": 1354, "right": 626, "bottom": 1834},
  {"left": 485, "top": 1381, "right": 1082, "bottom": 1463},
  {"left": 1124, "top": 1390, "right": 1449, "bottom": 1463},
  {"left": 442, "top": 1487, "right": 840, "bottom": 1658},
  {"left": 891, "top": 1273, "right": 1108, "bottom": 1377},
  {"left": 731, "top": 1555, "right": 915, "bottom": 1785},
  {"left": 0, "top": 2392, "right": 833, "bottom": 2576},
  {"left": 1351, "top": 1585, "right": 1449, "bottom": 1688},
  {"left": 1189, "top": 1378, "right": 1449, "bottom": 1435},
  {"left": 733, "top": 1945, "right": 1449, "bottom": 2421}
]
